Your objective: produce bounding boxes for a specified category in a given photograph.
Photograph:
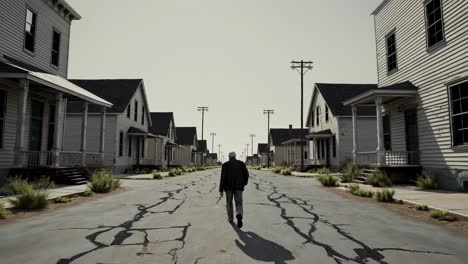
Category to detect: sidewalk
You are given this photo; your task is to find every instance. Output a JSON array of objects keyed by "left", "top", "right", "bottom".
[
  {"left": 115, "top": 172, "right": 169, "bottom": 180},
  {"left": 0, "top": 184, "right": 88, "bottom": 209},
  {"left": 338, "top": 183, "right": 468, "bottom": 218}
]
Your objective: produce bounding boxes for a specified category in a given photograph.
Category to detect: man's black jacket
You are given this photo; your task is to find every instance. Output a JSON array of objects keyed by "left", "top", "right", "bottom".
[{"left": 219, "top": 159, "right": 249, "bottom": 192}]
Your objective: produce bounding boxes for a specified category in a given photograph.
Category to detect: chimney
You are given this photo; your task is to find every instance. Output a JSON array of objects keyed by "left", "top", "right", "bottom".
[{"left": 289, "top": 124, "right": 293, "bottom": 137}]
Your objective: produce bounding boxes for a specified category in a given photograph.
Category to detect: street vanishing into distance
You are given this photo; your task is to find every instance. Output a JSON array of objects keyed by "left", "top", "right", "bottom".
[{"left": 0, "top": 169, "right": 467, "bottom": 264}]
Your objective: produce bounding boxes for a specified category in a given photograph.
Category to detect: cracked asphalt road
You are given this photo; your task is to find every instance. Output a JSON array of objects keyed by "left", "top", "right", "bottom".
[{"left": 1, "top": 169, "right": 468, "bottom": 264}]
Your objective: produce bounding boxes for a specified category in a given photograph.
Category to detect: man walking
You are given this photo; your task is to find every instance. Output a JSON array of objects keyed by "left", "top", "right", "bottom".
[{"left": 219, "top": 152, "right": 249, "bottom": 228}]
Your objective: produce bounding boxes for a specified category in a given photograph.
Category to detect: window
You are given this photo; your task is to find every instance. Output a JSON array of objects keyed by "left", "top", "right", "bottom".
[
  {"left": 317, "top": 140, "right": 321, "bottom": 159},
  {"left": 425, "top": 0, "right": 445, "bottom": 48},
  {"left": 24, "top": 8, "right": 37, "bottom": 53},
  {"left": 119, "top": 132, "right": 124, "bottom": 156},
  {"left": 134, "top": 101, "right": 138, "bottom": 122},
  {"left": 386, "top": 31, "right": 398, "bottom": 72},
  {"left": 128, "top": 136, "right": 132, "bottom": 157},
  {"left": 141, "top": 139, "right": 145, "bottom": 157},
  {"left": 310, "top": 110, "right": 314, "bottom": 127},
  {"left": 325, "top": 105, "right": 329, "bottom": 122},
  {"left": 0, "top": 90, "right": 6, "bottom": 149},
  {"left": 141, "top": 106, "right": 145, "bottom": 125},
  {"left": 47, "top": 105, "right": 55, "bottom": 150},
  {"left": 321, "top": 139, "right": 325, "bottom": 159},
  {"left": 449, "top": 80, "right": 468, "bottom": 146},
  {"left": 316, "top": 106, "right": 320, "bottom": 125},
  {"left": 383, "top": 114, "right": 392, "bottom": 150},
  {"left": 332, "top": 136, "right": 336, "bottom": 158},
  {"left": 51, "top": 30, "right": 61, "bottom": 67}
]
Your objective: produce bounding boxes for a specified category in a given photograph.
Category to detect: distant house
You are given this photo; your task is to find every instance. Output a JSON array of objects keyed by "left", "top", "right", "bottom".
[
  {"left": 175, "top": 127, "right": 199, "bottom": 167},
  {"left": 0, "top": 0, "right": 112, "bottom": 182},
  {"left": 269, "top": 126, "right": 308, "bottom": 167},
  {"left": 305, "top": 83, "right": 378, "bottom": 169},
  {"left": 257, "top": 143, "right": 269, "bottom": 166},
  {"left": 147, "top": 112, "right": 179, "bottom": 167},
  {"left": 344, "top": 0, "right": 468, "bottom": 190},
  {"left": 64, "top": 79, "right": 152, "bottom": 173},
  {"left": 196, "top": 140, "right": 207, "bottom": 166},
  {"left": 205, "top": 153, "right": 218, "bottom": 166}
]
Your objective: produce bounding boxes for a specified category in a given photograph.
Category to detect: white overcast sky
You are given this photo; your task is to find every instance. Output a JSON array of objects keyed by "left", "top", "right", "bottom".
[{"left": 67, "top": 0, "right": 380, "bottom": 161}]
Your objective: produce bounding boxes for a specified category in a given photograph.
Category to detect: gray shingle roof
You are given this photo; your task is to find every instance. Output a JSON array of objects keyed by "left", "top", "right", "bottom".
[
  {"left": 257, "top": 143, "right": 268, "bottom": 154},
  {"left": 270, "top": 128, "right": 308, "bottom": 146},
  {"left": 175, "top": 127, "right": 197, "bottom": 146},
  {"left": 379, "top": 81, "right": 417, "bottom": 91},
  {"left": 68, "top": 79, "right": 142, "bottom": 113},
  {"left": 197, "top": 140, "right": 207, "bottom": 152},
  {"left": 149, "top": 112, "right": 174, "bottom": 136}
]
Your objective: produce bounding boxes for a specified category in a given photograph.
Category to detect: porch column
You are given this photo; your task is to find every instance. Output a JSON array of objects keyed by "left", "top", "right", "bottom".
[
  {"left": 99, "top": 107, "right": 106, "bottom": 163},
  {"left": 352, "top": 105, "right": 358, "bottom": 164},
  {"left": 15, "top": 79, "right": 29, "bottom": 166},
  {"left": 52, "top": 92, "right": 64, "bottom": 167},
  {"left": 375, "top": 97, "right": 385, "bottom": 166},
  {"left": 80, "top": 102, "right": 88, "bottom": 166}
]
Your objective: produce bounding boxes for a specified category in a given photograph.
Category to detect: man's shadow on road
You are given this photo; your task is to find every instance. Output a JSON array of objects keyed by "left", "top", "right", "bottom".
[{"left": 232, "top": 223, "right": 295, "bottom": 264}]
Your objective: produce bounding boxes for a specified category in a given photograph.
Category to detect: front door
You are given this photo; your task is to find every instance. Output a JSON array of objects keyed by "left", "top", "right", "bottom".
[
  {"left": 405, "top": 109, "right": 419, "bottom": 165},
  {"left": 29, "top": 100, "right": 44, "bottom": 166},
  {"left": 325, "top": 138, "right": 330, "bottom": 166},
  {"left": 135, "top": 138, "right": 141, "bottom": 165}
]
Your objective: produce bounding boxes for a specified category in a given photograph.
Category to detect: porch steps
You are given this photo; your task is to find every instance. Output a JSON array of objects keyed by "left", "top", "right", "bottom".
[
  {"left": 58, "top": 168, "right": 87, "bottom": 185},
  {"left": 354, "top": 168, "right": 379, "bottom": 184}
]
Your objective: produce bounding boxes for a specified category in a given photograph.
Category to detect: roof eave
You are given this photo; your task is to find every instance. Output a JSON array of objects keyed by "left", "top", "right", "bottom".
[
  {"left": 343, "top": 89, "right": 418, "bottom": 106},
  {"left": 371, "top": 0, "right": 391, "bottom": 16}
]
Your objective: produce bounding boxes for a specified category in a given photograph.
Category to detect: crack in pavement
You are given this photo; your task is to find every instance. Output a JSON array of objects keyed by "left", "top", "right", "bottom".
[
  {"left": 253, "top": 176, "right": 451, "bottom": 264},
  {"left": 55, "top": 176, "right": 208, "bottom": 264}
]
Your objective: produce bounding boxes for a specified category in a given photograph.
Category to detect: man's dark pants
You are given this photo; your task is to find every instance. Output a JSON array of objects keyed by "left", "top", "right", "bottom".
[{"left": 225, "top": 190, "right": 243, "bottom": 222}]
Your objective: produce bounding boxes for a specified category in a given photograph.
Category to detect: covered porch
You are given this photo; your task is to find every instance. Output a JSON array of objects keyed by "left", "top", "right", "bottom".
[
  {"left": 305, "top": 129, "right": 334, "bottom": 167},
  {"left": 281, "top": 138, "right": 309, "bottom": 167},
  {"left": 0, "top": 60, "right": 112, "bottom": 170},
  {"left": 343, "top": 81, "right": 420, "bottom": 167}
]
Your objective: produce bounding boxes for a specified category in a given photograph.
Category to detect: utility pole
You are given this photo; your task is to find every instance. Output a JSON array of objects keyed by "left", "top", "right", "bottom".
[
  {"left": 263, "top": 109, "right": 274, "bottom": 168},
  {"left": 210, "top": 132, "right": 216, "bottom": 154},
  {"left": 246, "top": 144, "right": 249, "bottom": 157},
  {"left": 249, "top": 134, "right": 255, "bottom": 157},
  {"left": 291, "top": 60, "right": 313, "bottom": 172},
  {"left": 218, "top": 144, "right": 221, "bottom": 156},
  {"left": 197, "top": 107, "right": 208, "bottom": 140}
]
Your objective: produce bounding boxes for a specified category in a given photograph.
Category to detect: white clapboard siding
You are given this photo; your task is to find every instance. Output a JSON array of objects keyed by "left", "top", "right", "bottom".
[
  {"left": 374, "top": 0, "right": 468, "bottom": 170},
  {"left": 0, "top": 0, "right": 72, "bottom": 77}
]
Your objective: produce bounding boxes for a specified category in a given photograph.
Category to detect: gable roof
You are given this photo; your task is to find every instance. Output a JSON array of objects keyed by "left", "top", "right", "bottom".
[
  {"left": 306, "top": 83, "right": 377, "bottom": 126},
  {"left": 149, "top": 112, "right": 174, "bottom": 136},
  {"left": 257, "top": 143, "right": 268, "bottom": 154},
  {"left": 175, "top": 127, "right": 197, "bottom": 146},
  {"left": 270, "top": 128, "right": 308, "bottom": 146},
  {"left": 68, "top": 79, "right": 143, "bottom": 114}
]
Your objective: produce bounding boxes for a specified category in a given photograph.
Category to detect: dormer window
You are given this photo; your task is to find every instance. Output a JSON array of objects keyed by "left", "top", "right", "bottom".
[
  {"left": 51, "top": 30, "right": 61, "bottom": 67},
  {"left": 316, "top": 106, "right": 320, "bottom": 125},
  {"left": 141, "top": 106, "right": 145, "bottom": 125},
  {"left": 425, "top": 0, "right": 445, "bottom": 49},
  {"left": 325, "top": 105, "right": 329, "bottom": 122},
  {"left": 310, "top": 109, "right": 314, "bottom": 127},
  {"left": 127, "top": 104, "right": 131, "bottom": 118},
  {"left": 24, "top": 8, "right": 37, "bottom": 53}
]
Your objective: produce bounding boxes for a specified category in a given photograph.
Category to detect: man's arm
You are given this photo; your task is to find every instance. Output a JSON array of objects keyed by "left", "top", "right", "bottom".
[
  {"left": 219, "top": 163, "right": 226, "bottom": 193},
  {"left": 243, "top": 162, "right": 249, "bottom": 186}
]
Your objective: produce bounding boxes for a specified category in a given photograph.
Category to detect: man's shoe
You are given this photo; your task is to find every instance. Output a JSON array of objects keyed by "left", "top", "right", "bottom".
[{"left": 236, "top": 214, "right": 243, "bottom": 228}]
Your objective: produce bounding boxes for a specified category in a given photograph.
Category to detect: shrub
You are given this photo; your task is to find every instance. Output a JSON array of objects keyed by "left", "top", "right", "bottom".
[
  {"left": 0, "top": 202, "right": 10, "bottom": 219},
  {"left": 414, "top": 204, "right": 429, "bottom": 211},
  {"left": 82, "top": 189, "right": 95, "bottom": 197},
  {"left": 366, "top": 171, "right": 392, "bottom": 187},
  {"left": 7, "top": 176, "right": 33, "bottom": 195},
  {"left": 33, "top": 176, "right": 55, "bottom": 190},
  {"left": 316, "top": 167, "right": 331, "bottom": 175},
  {"left": 54, "top": 196, "right": 71, "bottom": 203},
  {"left": 11, "top": 190, "right": 49, "bottom": 210},
  {"left": 317, "top": 174, "right": 338, "bottom": 187},
  {"left": 88, "top": 169, "right": 121, "bottom": 193},
  {"left": 281, "top": 168, "right": 293, "bottom": 176},
  {"left": 416, "top": 170, "right": 439, "bottom": 190},
  {"left": 373, "top": 189, "right": 395, "bottom": 202},
  {"left": 341, "top": 163, "right": 362, "bottom": 183},
  {"left": 430, "top": 210, "right": 457, "bottom": 221},
  {"left": 348, "top": 184, "right": 373, "bottom": 197},
  {"left": 273, "top": 167, "right": 282, "bottom": 174},
  {"left": 153, "top": 173, "right": 162, "bottom": 180}
]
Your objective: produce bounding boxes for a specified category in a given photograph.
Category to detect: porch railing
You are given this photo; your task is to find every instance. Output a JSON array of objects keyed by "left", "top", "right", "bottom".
[
  {"left": 356, "top": 151, "right": 419, "bottom": 166},
  {"left": 19, "top": 151, "right": 54, "bottom": 167},
  {"left": 60, "top": 151, "right": 83, "bottom": 167},
  {"left": 385, "top": 151, "right": 419, "bottom": 166},
  {"left": 85, "top": 153, "right": 103, "bottom": 166}
]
